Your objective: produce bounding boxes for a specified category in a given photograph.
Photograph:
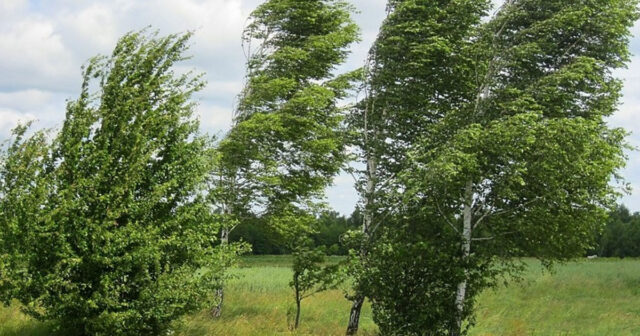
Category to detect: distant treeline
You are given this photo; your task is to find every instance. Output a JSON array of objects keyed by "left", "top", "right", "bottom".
[
  {"left": 595, "top": 205, "right": 640, "bottom": 258},
  {"left": 233, "top": 205, "right": 640, "bottom": 258},
  {"left": 231, "top": 209, "right": 362, "bottom": 255}
]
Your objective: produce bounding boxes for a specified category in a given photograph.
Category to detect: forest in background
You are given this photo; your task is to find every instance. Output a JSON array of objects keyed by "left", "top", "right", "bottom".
[{"left": 233, "top": 205, "right": 640, "bottom": 258}]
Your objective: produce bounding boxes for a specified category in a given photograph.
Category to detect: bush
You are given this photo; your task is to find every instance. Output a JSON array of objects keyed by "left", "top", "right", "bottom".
[{"left": 0, "top": 31, "right": 242, "bottom": 335}]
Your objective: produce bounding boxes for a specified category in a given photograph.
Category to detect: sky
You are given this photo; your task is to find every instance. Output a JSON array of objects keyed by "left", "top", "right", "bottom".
[{"left": 0, "top": 0, "right": 638, "bottom": 215}]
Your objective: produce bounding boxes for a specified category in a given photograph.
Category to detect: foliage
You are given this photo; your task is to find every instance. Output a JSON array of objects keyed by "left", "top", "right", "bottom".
[
  {"left": 0, "top": 124, "right": 52, "bottom": 305},
  {"left": 597, "top": 205, "right": 640, "bottom": 258},
  {"left": 230, "top": 216, "right": 290, "bottom": 255},
  {"left": 231, "top": 210, "right": 360, "bottom": 255},
  {"left": 216, "top": 0, "right": 360, "bottom": 219},
  {"left": 0, "top": 31, "right": 245, "bottom": 335},
  {"left": 354, "top": 0, "right": 640, "bottom": 335},
  {"left": 312, "top": 210, "right": 359, "bottom": 255},
  {"left": 364, "top": 217, "right": 493, "bottom": 336},
  {"left": 288, "top": 240, "right": 343, "bottom": 329}
]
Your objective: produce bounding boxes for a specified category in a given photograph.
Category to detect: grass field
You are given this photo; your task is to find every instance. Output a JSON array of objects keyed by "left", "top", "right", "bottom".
[{"left": 1, "top": 256, "right": 639, "bottom": 335}]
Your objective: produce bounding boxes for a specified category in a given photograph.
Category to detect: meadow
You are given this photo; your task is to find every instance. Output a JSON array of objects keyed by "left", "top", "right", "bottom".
[{"left": 1, "top": 256, "right": 638, "bottom": 336}]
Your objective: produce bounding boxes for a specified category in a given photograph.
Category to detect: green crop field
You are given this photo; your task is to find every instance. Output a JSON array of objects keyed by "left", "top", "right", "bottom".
[{"left": 1, "top": 256, "right": 639, "bottom": 336}]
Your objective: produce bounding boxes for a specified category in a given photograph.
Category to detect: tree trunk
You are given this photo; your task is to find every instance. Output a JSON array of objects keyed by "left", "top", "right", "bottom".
[
  {"left": 294, "top": 297, "right": 301, "bottom": 329},
  {"left": 211, "top": 227, "right": 230, "bottom": 318},
  {"left": 346, "top": 295, "right": 364, "bottom": 335},
  {"left": 346, "top": 155, "right": 377, "bottom": 335},
  {"left": 452, "top": 180, "right": 473, "bottom": 336},
  {"left": 291, "top": 274, "right": 302, "bottom": 329}
]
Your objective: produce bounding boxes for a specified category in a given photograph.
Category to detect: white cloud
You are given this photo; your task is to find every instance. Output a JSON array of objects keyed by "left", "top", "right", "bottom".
[
  {"left": 57, "top": 2, "right": 119, "bottom": 53},
  {"left": 0, "top": 0, "right": 28, "bottom": 18},
  {"left": 196, "top": 103, "right": 233, "bottom": 135},
  {"left": 0, "top": 89, "right": 53, "bottom": 111},
  {"left": 0, "top": 17, "right": 76, "bottom": 91}
]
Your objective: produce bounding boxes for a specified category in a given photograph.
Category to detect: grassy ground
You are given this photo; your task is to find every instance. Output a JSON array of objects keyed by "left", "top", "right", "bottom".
[
  {"left": 1, "top": 257, "right": 638, "bottom": 335},
  {"left": 472, "top": 258, "right": 640, "bottom": 336}
]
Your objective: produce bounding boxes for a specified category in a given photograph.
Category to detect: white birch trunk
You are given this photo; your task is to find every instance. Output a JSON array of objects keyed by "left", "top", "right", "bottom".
[
  {"left": 363, "top": 156, "right": 377, "bottom": 234},
  {"left": 212, "top": 206, "right": 231, "bottom": 318},
  {"left": 346, "top": 155, "right": 377, "bottom": 335},
  {"left": 453, "top": 180, "right": 473, "bottom": 336}
]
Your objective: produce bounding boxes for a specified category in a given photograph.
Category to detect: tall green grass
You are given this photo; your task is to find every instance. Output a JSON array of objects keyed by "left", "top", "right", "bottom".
[
  {"left": 472, "top": 259, "right": 640, "bottom": 336},
  {"left": 1, "top": 257, "right": 638, "bottom": 335}
]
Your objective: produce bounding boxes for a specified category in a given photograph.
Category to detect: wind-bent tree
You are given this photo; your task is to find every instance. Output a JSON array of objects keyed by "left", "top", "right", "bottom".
[
  {"left": 344, "top": 0, "right": 490, "bottom": 333},
  {"left": 0, "top": 31, "right": 241, "bottom": 335},
  {"left": 213, "top": 0, "right": 359, "bottom": 317},
  {"left": 0, "top": 124, "right": 53, "bottom": 305},
  {"left": 365, "top": 0, "right": 639, "bottom": 335}
]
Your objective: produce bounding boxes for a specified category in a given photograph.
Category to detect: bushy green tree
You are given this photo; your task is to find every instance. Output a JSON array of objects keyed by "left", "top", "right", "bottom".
[
  {"left": 0, "top": 31, "right": 243, "bottom": 335},
  {"left": 312, "top": 211, "right": 355, "bottom": 255},
  {"left": 344, "top": 0, "right": 491, "bottom": 333},
  {"left": 380, "top": 0, "right": 639, "bottom": 335},
  {"left": 229, "top": 215, "right": 289, "bottom": 255}
]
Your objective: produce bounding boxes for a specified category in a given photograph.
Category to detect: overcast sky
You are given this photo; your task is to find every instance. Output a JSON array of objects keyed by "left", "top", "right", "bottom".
[{"left": 0, "top": 0, "right": 638, "bottom": 215}]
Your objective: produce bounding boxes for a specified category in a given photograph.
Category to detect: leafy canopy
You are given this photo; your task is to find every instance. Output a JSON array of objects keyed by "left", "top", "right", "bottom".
[
  {"left": 355, "top": 0, "right": 639, "bottom": 335},
  {"left": 0, "top": 30, "right": 242, "bottom": 336},
  {"left": 217, "top": 0, "right": 360, "bottom": 220}
]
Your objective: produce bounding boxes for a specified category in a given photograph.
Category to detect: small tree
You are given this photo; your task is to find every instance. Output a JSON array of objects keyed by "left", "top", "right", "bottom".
[
  {"left": 289, "top": 238, "right": 343, "bottom": 330},
  {"left": 0, "top": 31, "right": 243, "bottom": 335},
  {"left": 598, "top": 205, "right": 640, "bottom": 257}
]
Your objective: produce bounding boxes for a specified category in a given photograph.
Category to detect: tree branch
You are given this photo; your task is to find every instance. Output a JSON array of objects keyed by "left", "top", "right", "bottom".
[
  {"left": 473, "top": 196, "right": 542, "bottom": 230},
  {"left": 437, "top": 201, "right": 459, "bottom": 234}
]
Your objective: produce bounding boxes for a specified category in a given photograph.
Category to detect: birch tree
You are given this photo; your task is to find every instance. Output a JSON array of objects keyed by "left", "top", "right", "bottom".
[
  {"left": 344, "top": 0, "right": 490, "bottom": 333},
  {"left": 367, "top": 0, "right": 639, "bottom": 335},
  {"left": 213, "top": 0, "right": 359, "bottom": 316}
]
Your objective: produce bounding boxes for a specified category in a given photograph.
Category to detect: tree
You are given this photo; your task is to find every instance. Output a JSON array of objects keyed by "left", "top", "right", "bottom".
[
  {"left": 229, "top": 215, "right": 290, "bottom": 255},
  {"left": 0, "top": 124, "right": 52, "bottom": 305},
  {"left": 0, "top": 31, "right": 243, "bottom": 335},
  {"left": 212, "top": 0, "right": 359, "bottom": 316},
  {"left": 372, "top": 0, "right": 639, "bottom": 335},
  {"left": 598, "top": 205, "right": 640, "bottom": 257},
  {"left": 312, "top": 211, "right": 354, "bottom": 255},
  {"left": 344, "top": 0, "right": 491, "bottom": 333},
  {"left": 288, "top": 235, "right": 343, "bottom": 329},
  {"left": 218, "top": 0, "right": 359, "bottom": 216},
  {"left": 229, "top": 209, "right": 360, "bottom": 255}
]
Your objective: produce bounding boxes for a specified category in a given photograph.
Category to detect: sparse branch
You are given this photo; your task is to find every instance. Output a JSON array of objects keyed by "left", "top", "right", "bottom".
[
  {"left": 473, "top": 197, "right": 543, "bottom": 230},
  {"left": 437, "top": 201, "right": 459, "bottom": 234}
]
